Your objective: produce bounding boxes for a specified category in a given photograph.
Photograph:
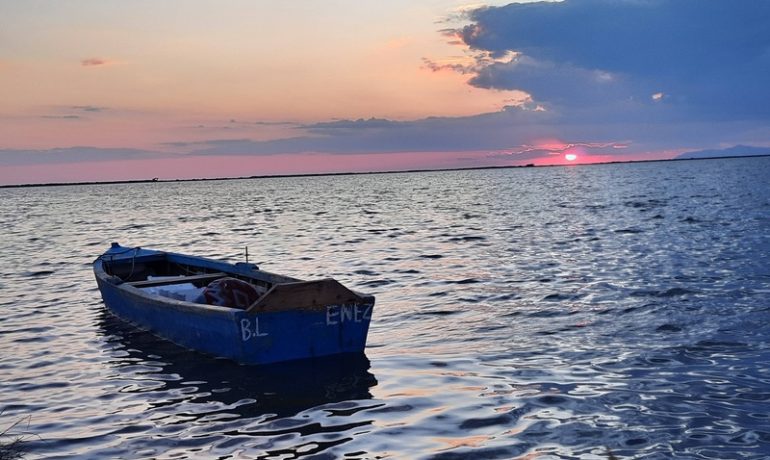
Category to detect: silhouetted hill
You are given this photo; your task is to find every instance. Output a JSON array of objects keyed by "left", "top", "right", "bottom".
[{"left": 677, "top": 145, "right": 770, "bottom": 160}]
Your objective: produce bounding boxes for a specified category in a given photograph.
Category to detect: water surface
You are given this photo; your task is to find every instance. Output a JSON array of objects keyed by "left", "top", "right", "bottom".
[{"left": 2, "top": 157, "right": 770, "bottom": 458}]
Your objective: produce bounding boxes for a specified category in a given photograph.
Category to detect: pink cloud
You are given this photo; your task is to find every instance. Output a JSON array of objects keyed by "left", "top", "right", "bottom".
[{"left": 510, "top": 140, "right": 631, "bottom": 156}]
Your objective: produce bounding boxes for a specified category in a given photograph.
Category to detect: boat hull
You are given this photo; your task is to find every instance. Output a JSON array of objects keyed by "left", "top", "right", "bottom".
[{"left": 94, "top": 246, "right": 374, "bottom": 365}]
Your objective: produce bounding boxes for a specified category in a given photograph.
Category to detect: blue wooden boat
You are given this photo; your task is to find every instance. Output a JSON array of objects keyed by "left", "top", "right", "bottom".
[{"left": 93, "top": 243, "right": 375, "bottom": 365}]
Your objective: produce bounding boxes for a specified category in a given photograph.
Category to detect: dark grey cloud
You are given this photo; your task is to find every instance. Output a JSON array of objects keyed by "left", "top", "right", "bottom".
[
  {"left": 41, "top": 115, "right": 81, "bottom": 120},
  {"left": 469, "top": 54, "right": 628, "bottom": 108},
  {"left": 422, "top": 57, "right": 477, "bottom": 75},
  {"left": 0, "top": 147, "right": 164, "bottom": 166},
  {"left": 38, "top": 105, "right": 109, "bottom": 120},
  {"left": 252, "top": 120, "right": 297, "bottom": 126},
  {"left": 303, "top": 118, "right": 401, "bottom": 132},
  {"left": 183, "top": 107, "right": 555, "bottom": 156},
  {"left": 184, "top": 110, "right": 672, "bottom": 160},
  {"left": 71, "top": 105, "right": 107, "bottom": 113},
  {"left": 81, "top": 58, "right": 113, "bottom": 67},
  {"left": 180, "top": 119, "right": 300, "bottom": 132},
  {"left": 453, "top": 0, "right": 770, "bottom": 119},
  {"left": 227, "top": 119, "right": 298, "bottom": 126}
]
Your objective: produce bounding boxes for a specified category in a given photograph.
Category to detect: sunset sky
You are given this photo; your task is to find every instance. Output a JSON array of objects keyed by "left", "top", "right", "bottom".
[{"left": 2, "top": 0, "right": 769, "bottom": 185}]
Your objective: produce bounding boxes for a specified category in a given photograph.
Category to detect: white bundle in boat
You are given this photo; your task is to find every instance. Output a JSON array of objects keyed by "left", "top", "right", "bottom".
[{"left": 140, "top": 276, "right": 205, "bottom": 303}]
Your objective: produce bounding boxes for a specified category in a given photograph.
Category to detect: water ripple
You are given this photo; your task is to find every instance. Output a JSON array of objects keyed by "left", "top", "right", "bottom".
[{"left": 1, "top": 157, "right": 769, "bottom": 458}]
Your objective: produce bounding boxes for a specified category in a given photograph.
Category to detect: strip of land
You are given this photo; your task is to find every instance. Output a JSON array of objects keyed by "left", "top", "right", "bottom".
[{"left": 1, "top": 154, "right": 768, "bottom": 189}]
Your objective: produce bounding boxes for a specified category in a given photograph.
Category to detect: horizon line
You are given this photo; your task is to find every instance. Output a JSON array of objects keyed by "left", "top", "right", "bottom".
[{"left": 2, "top": 154, "right": 768, "bottom": 190}]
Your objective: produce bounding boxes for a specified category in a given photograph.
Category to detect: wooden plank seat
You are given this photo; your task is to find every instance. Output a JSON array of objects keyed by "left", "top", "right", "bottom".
[{"left": 127, "top": 272, "right": 228, "bottom": 288}]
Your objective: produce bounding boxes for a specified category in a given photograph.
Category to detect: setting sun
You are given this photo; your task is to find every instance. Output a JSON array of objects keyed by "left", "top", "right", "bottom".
[{"left": 565, "top": 153, "right": 578, "bottom": 161}]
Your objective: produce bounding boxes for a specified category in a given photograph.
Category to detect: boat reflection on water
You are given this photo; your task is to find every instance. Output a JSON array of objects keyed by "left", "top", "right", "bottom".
[{"left": 96, "top": 310, "right": 378, "bottom": 420}]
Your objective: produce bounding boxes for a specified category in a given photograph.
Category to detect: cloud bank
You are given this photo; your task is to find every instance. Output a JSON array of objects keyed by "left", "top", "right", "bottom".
[{"left": 453, "top": 0, "right": 770, "bottom": 120}]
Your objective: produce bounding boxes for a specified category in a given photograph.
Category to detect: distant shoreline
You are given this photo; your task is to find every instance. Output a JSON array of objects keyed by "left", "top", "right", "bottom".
[{"left": 2, "top": 153, "right": 768, "bottom": 189}]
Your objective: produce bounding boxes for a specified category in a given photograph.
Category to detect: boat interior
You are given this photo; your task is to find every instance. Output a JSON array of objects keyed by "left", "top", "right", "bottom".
[
  {"left": 98, "top": 251, "right": 370, "bottom": 312},
  {"left": 102, "top": 253, "right": 275, "bottom": 292}
]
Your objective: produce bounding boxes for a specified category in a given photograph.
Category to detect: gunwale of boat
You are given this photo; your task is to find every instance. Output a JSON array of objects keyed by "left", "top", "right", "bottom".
[{"left": 94, "top": 244, "right": 373, "bottom": 313}]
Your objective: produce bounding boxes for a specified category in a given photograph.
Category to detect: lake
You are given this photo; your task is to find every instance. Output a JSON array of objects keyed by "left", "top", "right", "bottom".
[{"left": 2, "top": 157, "right": 770, "bottom": 459}]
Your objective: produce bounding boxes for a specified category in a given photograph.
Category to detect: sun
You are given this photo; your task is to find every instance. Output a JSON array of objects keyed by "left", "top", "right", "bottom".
[{"left": 565, "top": 153, "right": 578, "bottom": 162}]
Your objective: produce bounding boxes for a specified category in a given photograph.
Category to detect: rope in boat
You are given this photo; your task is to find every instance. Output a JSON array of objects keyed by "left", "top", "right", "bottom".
[{"left": 126, "top": 247, "right": 138, "bottom": 280}]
